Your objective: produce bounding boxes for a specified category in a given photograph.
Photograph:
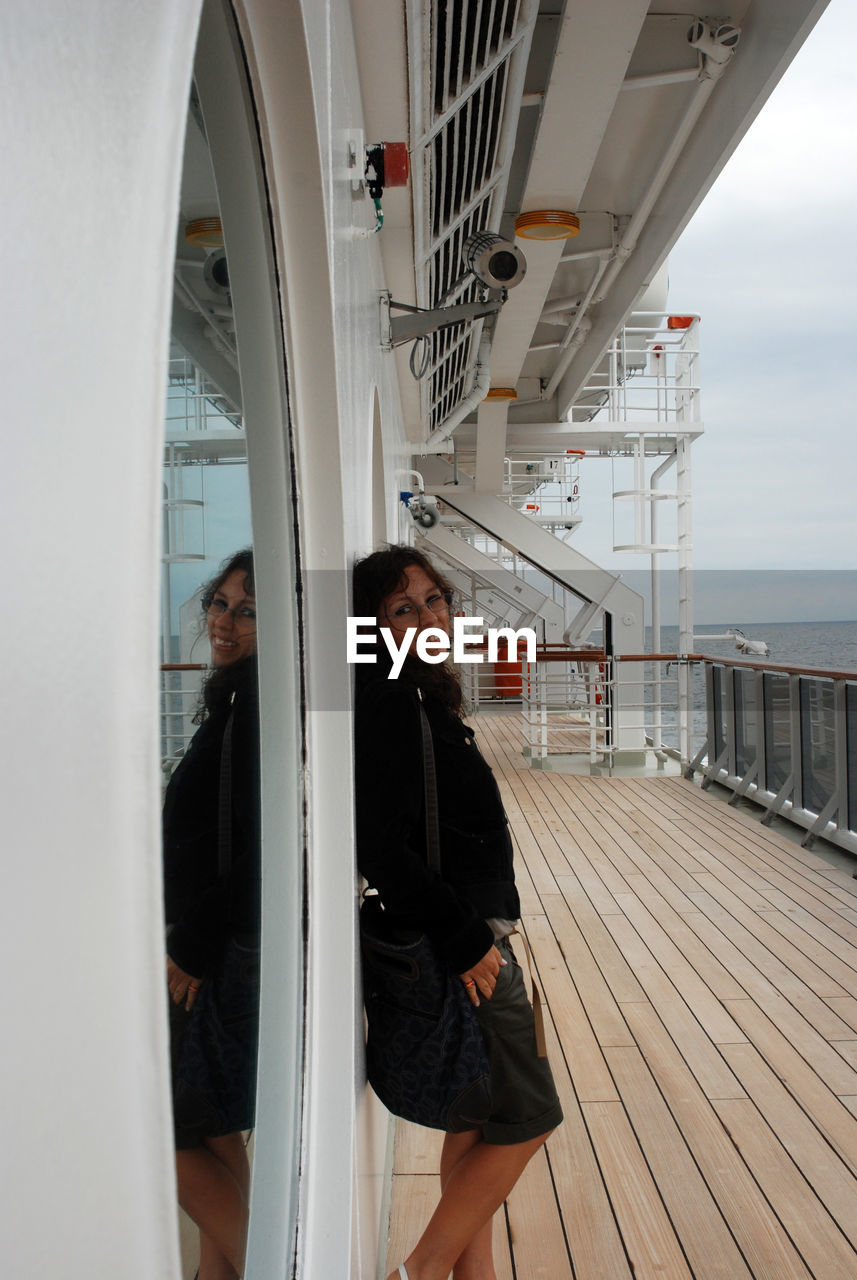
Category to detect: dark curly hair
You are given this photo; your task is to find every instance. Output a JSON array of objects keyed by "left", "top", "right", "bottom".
[
  {"left": 199, "top": 548, "right": 254, "bottom": 614},
  {"left": 195, "top": 548, "right": 256, "bottom": 721},
  {"left": 353, "top": 544, "right": 463, "bottom": 713}
]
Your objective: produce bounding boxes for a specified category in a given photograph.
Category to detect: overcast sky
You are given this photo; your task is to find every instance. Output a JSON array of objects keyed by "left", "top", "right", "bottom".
[{"left": 572, "top": 0, "right": 856, "bottom": 603}]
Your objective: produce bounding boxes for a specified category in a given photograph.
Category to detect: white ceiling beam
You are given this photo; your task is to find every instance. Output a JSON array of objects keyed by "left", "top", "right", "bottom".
[
  {"left": 489, "top": 0, "right": 649, "bottom": 386},
  {"left": 553, "top": 0, "right": 832, "bottom": 418}
]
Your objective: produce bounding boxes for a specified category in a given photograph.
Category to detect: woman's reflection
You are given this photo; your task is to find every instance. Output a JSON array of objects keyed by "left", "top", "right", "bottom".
[{"left": 164, "top": 548, "right": 260, "bottom": 1278}]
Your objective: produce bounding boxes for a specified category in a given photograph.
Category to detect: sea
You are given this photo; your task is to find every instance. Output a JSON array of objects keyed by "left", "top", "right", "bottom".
[
  {"left": 632, "top": 620, "right": 857, "bottom": 753},
  {"left": 658, "top": 619, "right": 857, "bottom": 673}
]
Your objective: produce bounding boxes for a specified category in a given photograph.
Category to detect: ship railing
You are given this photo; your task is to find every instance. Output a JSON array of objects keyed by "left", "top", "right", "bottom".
[
  {"left": 161, "top": 653, "right": 857, "bottom": 854},
  {"left": 508, "top": 648, "right": 705, "bottom": 768},
  {"left": 503, "top": 644, "right": 857, "bottom": 853},
  {"left": 160, "top": 663, "right": 207, "bottom": 781},
  {"left": 166, "top": 351, "right": 241, "bottom": 432},
  {"left": 568, "top": 314, "right": 701, "bottom": 424},
  {"left": 520, "top": 649, "right": 611, "bottom": 766},
  {"left": 691, "top": 654, "right": 857, "bottom": 856},
  {"left": 498, "top": 454, "right": 583, "bottom": 523}
]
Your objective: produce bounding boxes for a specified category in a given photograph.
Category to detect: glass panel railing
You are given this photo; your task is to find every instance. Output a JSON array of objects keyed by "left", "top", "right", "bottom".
[
  {"left": 847, "top": 683, "right": 857, "bottom": 834},
  {"left": 700, "top": 656, "right": 855, "bottom": 856},
  {"left": 800, "top": 677, "right": 836, "bottom": 815},
  {"left": 762, "top": 671, "right": 790, "bottom": 794},
  {"left": 708, "top": 664, "right": 726, "bottom": 763},
  {"left": 734, "top": 667, "right": 758, "bottom": 777}
]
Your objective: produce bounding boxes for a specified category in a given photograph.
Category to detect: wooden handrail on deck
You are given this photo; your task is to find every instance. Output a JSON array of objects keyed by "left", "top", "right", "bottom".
[
  {"left": 694, "top": 652, "right": 857, "bottom": 681},
  {"left": 161, "top": 655, "right": 856, "bottom": 677},
  {"left": 519, "top": 648, "right": 857, "bottom": 680}
]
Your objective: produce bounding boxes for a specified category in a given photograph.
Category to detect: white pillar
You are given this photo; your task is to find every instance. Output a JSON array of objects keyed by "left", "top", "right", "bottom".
[
  {"left": 475, "top": 398, "right": 510, "bottom": 492},
  {"left": 2, "top": 5, "right": 202, "bottom": 1277}
]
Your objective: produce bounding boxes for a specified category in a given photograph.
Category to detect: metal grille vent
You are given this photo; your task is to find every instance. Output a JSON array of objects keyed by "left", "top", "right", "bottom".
[
  {"left": 411, "top": 0, "right": 535, "bottom": 437},
  {"left": 432, "top": 0, "right": 518, "bottom": 110}
]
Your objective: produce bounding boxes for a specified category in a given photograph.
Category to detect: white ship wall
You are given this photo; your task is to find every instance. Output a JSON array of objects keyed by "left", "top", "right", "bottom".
[
  {"left": 3, "top": 0, "right": 409, "bottom": 1276},
  {"left": 2, "top": 4, "right": 204, "bottom": 1278}
]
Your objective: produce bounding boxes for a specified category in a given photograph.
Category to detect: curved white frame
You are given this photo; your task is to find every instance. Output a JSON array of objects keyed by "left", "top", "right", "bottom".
[{"left": 194, "top": 3, "right": 305, "bottom": 1272}]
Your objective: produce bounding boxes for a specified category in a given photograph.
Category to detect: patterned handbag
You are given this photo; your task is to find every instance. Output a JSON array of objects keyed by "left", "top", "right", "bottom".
[{"left": 360, "top": 692, "right": 492, "bottom": 1132}]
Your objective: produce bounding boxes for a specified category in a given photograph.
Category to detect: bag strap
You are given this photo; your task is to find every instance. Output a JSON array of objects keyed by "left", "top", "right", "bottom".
[
  {"left": 417, "top": 689, "right": 441, "bottom": 875},
  {"left": 218, "top": 696, "right": 237, "bottom": 878},
  {"left": 508, "top": 928, "right": 548, "bottom": 1058}
]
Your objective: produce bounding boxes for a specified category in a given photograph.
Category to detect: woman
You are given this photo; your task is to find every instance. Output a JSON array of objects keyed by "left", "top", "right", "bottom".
[
  {"left": 354, "top": 545, "right": 563, "bottom": 1280},
  {"left": 163, "top": 548, "right": 261, "bottom": 1280}
]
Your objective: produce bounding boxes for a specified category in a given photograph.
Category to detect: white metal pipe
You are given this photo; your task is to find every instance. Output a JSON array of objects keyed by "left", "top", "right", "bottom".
[
  {"left": 621, "top": 66, "right": 700, "bottom": 91},
  {"left": 559, "top": 243, "right": 614, "bottom": 264},
  {"left": 397, "top": 468, "right": 426, "bottom": 494},
  {"left": 542, "top": 291, "right": 587, "bottom": 315},
  {"left": 542, "top": 255, "right": 607, "bottom": 398},
  {"left": 593, "top": 26, "right": 739, "bottom": 307},
  {"left": 426, "top": 333, "right": 493, "bottom": 448},
  {"left": 542, "top": 32, "right": 736, "bottom": 405},
  {"left": 649, "top": 449, "right": 677, "bottom": 649}
]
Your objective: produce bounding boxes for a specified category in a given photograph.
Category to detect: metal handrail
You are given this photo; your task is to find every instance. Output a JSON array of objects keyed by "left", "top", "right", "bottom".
[
  {"left": 494, "top": 645, "right": 856, "bottom": 855},
  {"left": 160, "top": 663, "right": 207, "bottom": 779},
  {"left": 696, "top": 655, "right": 856, "bottom": 855}
]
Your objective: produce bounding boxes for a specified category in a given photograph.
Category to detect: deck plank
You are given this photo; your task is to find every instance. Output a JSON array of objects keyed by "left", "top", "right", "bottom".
[
  {"left": 539, "top": 1013, "right": 634, "bottom": 1280},
  {"left": 605, "top": 1044, "right": 753, "bottom": 1279},
  {"left": 529, "top": 897, "right": 635, "bottom": 1048},
  {"left": 643, "top": 777, "right": 857, "bottom": 915},
  {"left": 504, "top": 1146, "right": 572, "bottom": 1278},
  {"left": 712, "top": 1097, "right": 857, "bottom": 1280},
  {"left": 520, "top": 911, "right": 620, "bottom": 1100},
  {"left": 718, "top": 1041, "right": 857, "bottom": 1249},
  {"left": 580, "top": 1099, "right": 694, "bottom": 1280},
  {"left": 720, "top": 997, "right": 857, "bottom": 1170},
  {"left": 605, "top": 912, "right": 750, "bottom": 1098},
  {"left": 622, "top": 1002, "right": 814, "bottom": 1280},
  {"left": 384, "top": 710, "right": 857, "bottom": 1280},
  {"left": 552, "top": 872, "right": 646, "bottom": 1001}
]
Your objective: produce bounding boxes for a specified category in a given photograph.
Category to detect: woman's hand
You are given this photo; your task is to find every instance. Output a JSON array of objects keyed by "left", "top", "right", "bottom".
[
  {"left": 460, "top": 945, "right": 506, "bottom": 1007},
  {"left": 167, "top": 955, "right": 203, "bottom": 1012}
]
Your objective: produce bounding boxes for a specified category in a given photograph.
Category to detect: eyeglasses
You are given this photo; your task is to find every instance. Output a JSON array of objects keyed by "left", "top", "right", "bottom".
[
  {"left": 384, "top": 589, "right": 453, "bottom": 624},
  {"left": 205, "top": 598, "right": 257, "bottom": 632}
]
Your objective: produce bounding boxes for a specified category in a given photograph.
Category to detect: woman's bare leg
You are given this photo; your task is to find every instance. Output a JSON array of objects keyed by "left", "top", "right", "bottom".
[
  {"left": 387, "top": 1129, "right": 552, "bottom": 1280},
  {"left": 198, "top": 1230, "right": 238, "bottom": 1280},
  {"left": 440, "top": 1132, "right": 495, "bottom": 1280},
  {"left": 176, "top": 1132, "right": 250, "bottom": 1277}
]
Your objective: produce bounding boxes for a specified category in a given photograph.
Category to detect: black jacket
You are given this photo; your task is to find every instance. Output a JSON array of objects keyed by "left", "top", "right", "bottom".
[
  {"left": 355, "top": 668, "right": 519, "bottom": 973},
  {"left": 163, "top": 657, "right": 261, "bottom": 975}
]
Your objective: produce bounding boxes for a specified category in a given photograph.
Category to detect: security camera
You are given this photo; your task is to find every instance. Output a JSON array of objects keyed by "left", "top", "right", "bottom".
[
  {"left": 203, "top": 249, "right": 231, "bottom": 299},
  {"left": 463, "top": 231, "right": 526, "bottom": 291}
]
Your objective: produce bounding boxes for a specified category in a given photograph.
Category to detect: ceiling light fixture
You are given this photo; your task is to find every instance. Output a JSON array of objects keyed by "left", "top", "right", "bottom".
[
  {"left": 184, "top": 217, "right": 224, "bottom": 248},
  {"left": 514, "top": 211, "right": 580, "bottom": 241}
]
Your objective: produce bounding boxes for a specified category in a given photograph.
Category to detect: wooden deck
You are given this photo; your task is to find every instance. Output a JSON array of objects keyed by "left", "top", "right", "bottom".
[{"left": 385, "top": 709, "right": 857, "bottom": 1280}]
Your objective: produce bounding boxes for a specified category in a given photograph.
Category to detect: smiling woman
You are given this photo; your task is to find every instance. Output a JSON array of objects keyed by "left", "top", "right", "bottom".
[
  {"left": 163, "top": 548, "right": 261, "bottom": 1278},
  {"left": 203, "top": 560, "right": 258, "bottom": 668},
  {"left": 352, "top": 545, "right": 563, "bottom": 1280}
]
